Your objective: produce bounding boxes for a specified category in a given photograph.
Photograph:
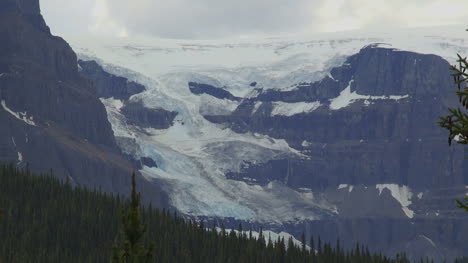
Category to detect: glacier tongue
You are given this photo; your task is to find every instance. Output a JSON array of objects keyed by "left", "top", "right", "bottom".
[
  {"left": 68, "top": 27, "right": 468, "bottom": 223},
  {"left": 97, "top": 63, "right": 333, "bottom": 223}
]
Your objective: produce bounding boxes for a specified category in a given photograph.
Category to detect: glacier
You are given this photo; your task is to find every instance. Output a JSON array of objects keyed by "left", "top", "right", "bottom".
[{"left": 64, "top": 26, "right": 468, "bottom": 224}]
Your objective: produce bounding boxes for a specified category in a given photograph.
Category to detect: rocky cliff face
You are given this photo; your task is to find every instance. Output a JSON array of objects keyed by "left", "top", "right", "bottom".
[
  {"left": 78, "top": 60, "right": 146, "bottom": 100},
  {"left": 0, "top": 0, "right": 166, "bottom": 206},
  {"left": 0, "top": 0, "right": 49, "bottom": 34},
  {"left": 195, "top": 47, "right": 468, "bottom": 261},
  {"left": 207, "top": 47, "right": 465, "bottom": 190},
  {"left": 77, "top": 59, "right": 179, "bottom": 131}
]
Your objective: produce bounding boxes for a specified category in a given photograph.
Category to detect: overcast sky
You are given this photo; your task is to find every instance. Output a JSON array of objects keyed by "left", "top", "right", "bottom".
[{"left": 40, "top": 0, "right": 468, "bottom": 39}]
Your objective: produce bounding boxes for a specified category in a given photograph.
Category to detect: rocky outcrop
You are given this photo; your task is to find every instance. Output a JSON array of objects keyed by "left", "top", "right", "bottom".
[
  {"left": 121, "top": 101, "right": 177, "bottom": 129},
  {"left": 189, "top": 82, "right": 241, "bottom": 101},
  {"left": 256, "top": 78, "right": 342, "bottom": 103},
  {"left": 78, "top": 60, "right": 145, "bottom": 100},
  {"left": 0, "top": 0, "right": 166, "bottom": 206},
  {"left": 77, "top": 59, "right": 178, "bottom": 130}
]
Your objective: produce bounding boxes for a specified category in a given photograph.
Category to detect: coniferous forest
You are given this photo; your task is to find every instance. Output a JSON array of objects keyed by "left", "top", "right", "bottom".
[{"left": 0, "top": 164, "right": 461, "bottom": 263}]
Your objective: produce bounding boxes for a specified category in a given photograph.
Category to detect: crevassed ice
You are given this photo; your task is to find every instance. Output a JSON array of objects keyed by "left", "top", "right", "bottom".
[
  {"left": 96, "top": 64, "right": 335, "bottom": 223},
  {"left": 199, "top": 95, "right": 240, "bottom": 116}
]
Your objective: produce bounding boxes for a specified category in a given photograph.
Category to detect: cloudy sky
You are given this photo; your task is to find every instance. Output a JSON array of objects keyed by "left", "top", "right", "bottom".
[{"left": 40, "top": 0, "right": 468, "bottom": 39}]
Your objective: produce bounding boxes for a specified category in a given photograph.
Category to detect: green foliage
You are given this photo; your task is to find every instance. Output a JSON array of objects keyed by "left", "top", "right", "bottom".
[
  {"left": 456, "top": 196, "right": 468, "bottom": 211},
  {"left": 112, "top": 172, "right": 154, "bottom": 263},
  {"left": 0, "top": 164, "right": 435, "bottom": 262},
  {"left": 439, "top": 53, "right": 468, "bottom": 145},
  {"left": 438, "top": 32, "right": 468, "bottom": 212}
]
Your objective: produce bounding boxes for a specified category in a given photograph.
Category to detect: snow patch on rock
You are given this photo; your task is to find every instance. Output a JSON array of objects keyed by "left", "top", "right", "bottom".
[
  {"left": 419, "top": 235, "right": 437, "bottom": 248},
  {"left": 1, "top": 100, "right": 36, "bottom": 126},
  {"left": 376, "top": 184, "right": 414, "bottom": 218},
  {"left": 216, "top": 228, "right": 308, "bottom": 249},
  {"left": 329, "top": 80, "right": 409, "bottom": 110},
  {"left": 338, "top": 184, "right": 354, "bottom": 193},
  {"left": 252, "top": 101, "right": 263, "bottom": 115},
  {"left": 338, "top": 184, "right": 348, "bottom": 190},
  {"left": 271, "top": 101, "right": 321, "bottom": 117},
  {"left": 199, "top": 95, "right": 240, "bottom": 116}
]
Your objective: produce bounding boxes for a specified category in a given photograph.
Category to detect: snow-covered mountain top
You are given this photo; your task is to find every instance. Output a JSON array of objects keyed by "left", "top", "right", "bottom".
[
  {"left": 66, "top": 25, "right": 468, "bottom": 71},
  {"left": 66, "top": 26, "right": 468, "bottom": 96}
]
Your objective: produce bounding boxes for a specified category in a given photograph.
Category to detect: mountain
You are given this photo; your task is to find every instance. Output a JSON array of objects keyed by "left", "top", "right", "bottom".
[
  {"left": 69, "top": 31, "right": 468, "bottom": 262},
  {"left": 1, "top": 0, "right": 466, "bottom": 260},
  {"left": 0, "top": 0, "right": 166, "bottom": 206}
]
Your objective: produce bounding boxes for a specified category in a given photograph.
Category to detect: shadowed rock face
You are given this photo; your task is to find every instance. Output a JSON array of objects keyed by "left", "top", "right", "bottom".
[
  {"left": 78, "top": 60, "right": 145, "bottom": 100},
  {"left": 255, "top": 77, "right": 342, "bottom": 103},
  {"left": 0, "top": 0, "right": 49, "bottom": 34},
  {"left": 189, "top": 82, "right": 241, "bottom": 101},
  {"left": 121, "top": 101, "right": 178, "bottom": 129},
  {"left": 0, "top": 0, "right": 166, "bottom": 206},
  {"left": 77, "top": 59, "right": 178, "bottom": 130}
]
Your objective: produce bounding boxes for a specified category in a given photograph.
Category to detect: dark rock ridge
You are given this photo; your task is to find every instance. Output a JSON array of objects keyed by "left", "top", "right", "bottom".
[
  {"left": 0, "top": 0, "right": 166, "bottom": 206},
  {"left": 0, "top": 0, "right": 50, "bottom": 34},
  {"left": 255, "top": 78, "right": 342, "bottom": 103},
  {"left": 140, "top": 157, "right": 157, "bottom": 168},
  {"left": 343, "top": 47, "right": 450, "bottom": 96},
  {"left": 120, "top": 101, "right": 177, "bottom": 129},
  {"left": 78, "top": 60, "right": 145, "bottom": 100},
  {"left": 189, "top": 82, "right": 241, "bottom": 101},
  {"left": 76, "top": 59, "right": 178, "bottom": 130}
]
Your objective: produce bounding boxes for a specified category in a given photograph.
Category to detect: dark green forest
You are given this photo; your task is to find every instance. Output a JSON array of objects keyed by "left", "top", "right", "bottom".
[{"left": 0, "top": 164, "right": 461, "bottom": 263}]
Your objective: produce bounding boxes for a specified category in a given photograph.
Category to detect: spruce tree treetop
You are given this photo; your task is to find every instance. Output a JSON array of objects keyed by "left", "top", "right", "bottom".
[{"left": 112, "top": 172, "right": 155, "bottom": 263}]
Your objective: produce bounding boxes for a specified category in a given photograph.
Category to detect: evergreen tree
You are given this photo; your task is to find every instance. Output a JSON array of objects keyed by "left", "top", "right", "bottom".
[
  {"left": 112, "top": 172, "right": 154, "bottom": 263},
  {"left": 438, "top": 29, "right": 468, "bottom": 212},
  {"left": 0, "top": 164, "right": 445, "bottom": 263}
]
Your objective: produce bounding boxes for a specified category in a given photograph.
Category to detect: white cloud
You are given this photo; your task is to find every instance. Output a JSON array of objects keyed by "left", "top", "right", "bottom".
[
  {"left": 40, "top": 0, "right": 94, "bottom": 35},
  {"left": 40, "top": 0, "right": 468, "bottom": 39},
  {"left": 312, "top": 0, "right": 468, "bottom": 33},
  {"left": 88, "top": 0, "right": 128, "bottom": 37}
]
